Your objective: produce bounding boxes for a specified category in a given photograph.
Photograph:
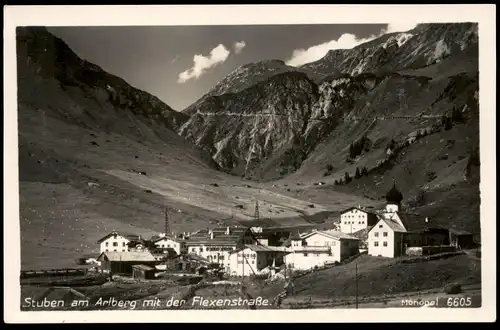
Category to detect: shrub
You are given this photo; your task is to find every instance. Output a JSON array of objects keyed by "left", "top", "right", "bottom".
[
  {"left": 443, "top": 283, "right": 462, "bottom": 294},
  {"left": 354, "top": 167, "right": 361, "bottom": 179}
]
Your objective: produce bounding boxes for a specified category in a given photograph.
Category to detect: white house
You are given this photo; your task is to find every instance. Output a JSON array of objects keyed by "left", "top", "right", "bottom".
[
  {"left": 368, "top": 216, "right": 406, "bottom": 258},
  {"left": 283, "top": 230, "right": 360, "bottom": 271},
  {"left": 184, "top": 227, "right": 258, "bottom": 273},
  {"left": 97, "top": 231, "right": 140, "bottom": 254},
  {"left": 339, "top": 207, "right": 379, "bottom": 234},
  {"left": 367, "top": 182, "right": 444, "bottom": 258},
  {"left": 228, "top": 245, "right": 287, "bottom": 277},
  {"left": 153, "top": 236, "right": 186, "bottom": 256}
]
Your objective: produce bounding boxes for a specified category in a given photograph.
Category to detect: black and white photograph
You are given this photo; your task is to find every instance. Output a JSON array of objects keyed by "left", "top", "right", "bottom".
[{"left": 3, "top": 4, "right": 496, "bottom": 323}]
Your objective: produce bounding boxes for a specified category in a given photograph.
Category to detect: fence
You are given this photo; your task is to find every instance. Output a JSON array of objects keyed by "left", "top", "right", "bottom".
[
  {"left": 405, "top": 245, "right": 457, "bottom": 257},
  {"left": 20, "top": 268, "right": 88, "bottom": 279}
]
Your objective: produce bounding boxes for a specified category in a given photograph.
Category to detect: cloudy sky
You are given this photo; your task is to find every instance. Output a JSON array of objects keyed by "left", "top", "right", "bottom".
[{"left": 48, "top": 22, "right": 416, "bottom": 110}]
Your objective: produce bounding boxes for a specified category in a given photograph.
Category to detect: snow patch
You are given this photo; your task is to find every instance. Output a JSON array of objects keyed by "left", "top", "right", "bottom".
[{"left": 430, "top": 39, "right": 451, "bottom": 64}]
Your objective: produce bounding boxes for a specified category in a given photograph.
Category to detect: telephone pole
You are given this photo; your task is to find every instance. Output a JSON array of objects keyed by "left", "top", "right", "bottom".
[
  {"left": 254, "top": 199, "right": 260, "bottom": 222},
  {"left": 355, "top": 262, "right": 359, "bottom": 309},
  {"left": 164, "top": 207, "right": 170, "bottom": 236}
]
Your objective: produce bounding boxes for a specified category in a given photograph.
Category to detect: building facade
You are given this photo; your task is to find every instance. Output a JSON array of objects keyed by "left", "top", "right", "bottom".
[
  {"left": 184, "top": 227, "right": 258, "bottom": 272},
  {"left": 228, "top": 245, "right": 287, "bottom": 277},
  {"left": 153, "top": 236, "right": 186, "bottom": 255},
  {"left": 283, "top": 230, "right": 360, "bottom": 270},
  {"left": 97, "top": 231, "right": 140, "bottom": 254},
  {"left": 97, "top": 251, "right": 157, "bottom": 274},
  {"left": 339, "top": 207, "right": 378, "bottom": 234},
  {"left": 368, "top": 218, "right": 406, "bottom": 258}
]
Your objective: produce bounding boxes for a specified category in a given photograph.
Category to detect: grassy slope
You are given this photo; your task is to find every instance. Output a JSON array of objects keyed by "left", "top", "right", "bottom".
[
  {"left": 269, "top": 254, "right": 480, "bottom": 300},
  {"left": 18, "top": 64, "right": 373, "bottom": 271}
]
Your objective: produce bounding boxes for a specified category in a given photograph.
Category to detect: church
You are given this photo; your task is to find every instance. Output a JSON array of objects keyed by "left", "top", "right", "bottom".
[{"left": 367, "top": 181, "right": 449, "bottom": 258}]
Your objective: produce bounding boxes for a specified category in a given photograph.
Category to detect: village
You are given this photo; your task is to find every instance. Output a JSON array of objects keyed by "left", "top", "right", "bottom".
[{"left": 84, "top": 181, "right": 477, "bottom": 282}]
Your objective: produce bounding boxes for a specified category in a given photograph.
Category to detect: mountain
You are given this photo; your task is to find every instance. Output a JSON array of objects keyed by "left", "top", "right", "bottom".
[
  {"left": 303, "top": 23, "right": 478, "bottom": 77},
  {"left": 18, "top": 27, "right": 357, "bottom": 269},
  {"left": 178, "top": 22, "right": 480, "bottom": 234},
  {"left": 182, "top": 59, "right": 323, "bottom": 116}
]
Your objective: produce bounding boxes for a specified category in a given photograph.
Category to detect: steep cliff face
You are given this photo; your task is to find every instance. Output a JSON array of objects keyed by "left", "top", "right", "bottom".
[
  {"left": 182, "top": 59, "right": 320, "bottom": 116},
  {"left": 179, "top": 23, "right": 479, "bottom": 184},
  {"left": 179, "top": 71, "right": 319, "bottom": 177},
  {"left": 303, "top": 23, "right": 478, "bottom": 76},
  {"left": 17, "top": 27, "right": 190, "bottom": 134}
]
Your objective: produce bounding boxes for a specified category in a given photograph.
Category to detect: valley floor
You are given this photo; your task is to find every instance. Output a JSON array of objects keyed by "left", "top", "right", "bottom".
[{"left": 19, "top": 252, "right": 481, "bottom": 311}]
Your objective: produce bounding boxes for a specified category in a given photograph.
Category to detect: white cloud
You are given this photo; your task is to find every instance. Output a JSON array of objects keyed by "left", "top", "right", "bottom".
[
  {"left": 383, "top": 22, "right": 419, "bottom": 34},
  {"left": 234, "top": 41, "right": 246, "bottom": 54},
  {"left": 285, "top": 21, "right": 420, "bottom": 68},
  {"left": 178, "top": 44, "right": 230, "bottom": 83},
  {"left": 285, "top": 33, "right": 377, "bottom": 67}
]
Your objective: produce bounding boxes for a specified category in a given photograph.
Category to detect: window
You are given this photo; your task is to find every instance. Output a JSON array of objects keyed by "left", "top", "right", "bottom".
[
  {"left": 374, "top": 232, "right": 379, "bottom": 237},
  {"left": 383, "top": 232, "right": 388, "bottom": 237},
  {"left": 113, "top": 242, "right": 118, "bottom": 247},
  {"left": 200, "top": 248, "right": 204, "bottom": 252},
  {"left": 105, "top": 242, "right": 109, "bottom": 247},
  {"left": 303, "top": 253, "right": 308, "bottom": 257},
  {"left": 122, "top": 242, "right": 126, "bottom": 247},
  {"left": 122, "top": 249, "right": 126, "bottom": 252},
  {"left": 374, "top": 242, "right": 379, "bottom": 247},
  {"left": 114, "top": 249, "right": 117, "bottom": 252},
  {"left": 316, "top": 253, "right": 320, "bottom": 257},
  {"left": 383, "top": 241, "right": 388, "bottom": 247},
  {"left": 105, "top": 249, "right": 109, "bottom": 252},
  {"left": 379, "top": 224, "right": 383, "bottom": 228}
]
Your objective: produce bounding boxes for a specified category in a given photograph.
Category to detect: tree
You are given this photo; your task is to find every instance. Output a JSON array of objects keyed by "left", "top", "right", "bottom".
[
  {"left": 344, "top": 172, "right": 351, "bottom": 184},
  {"left": 444, "top": 117, "right": 453, "bottom": 131},
  {"left": 349, "top": 143, "right": 355, "bottom": 159},
  {"left": 354, "top": 167, "right": 361, "bottom": 179},
  {"left": 361, "top": 167, "right": 368, "bottom": 176},
  {"left": 451, "top": 107, "right": 464, "bottom": 123},
  {"left": 326, "top": 164, "right": 334, "bottom": 172}
]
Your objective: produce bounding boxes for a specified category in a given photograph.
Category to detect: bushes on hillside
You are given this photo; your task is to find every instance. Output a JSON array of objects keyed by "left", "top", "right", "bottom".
[
  {"left": 348, "top": 135, "right": 370, "bottom": 160},
  {"left": 443, "top": 282, "right": 462, "bottom": 294}
]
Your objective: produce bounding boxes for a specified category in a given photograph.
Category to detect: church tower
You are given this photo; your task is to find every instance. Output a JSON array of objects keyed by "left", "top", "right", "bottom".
[{"left": 385, "top": 180, "right": 403, "bottom": 213}]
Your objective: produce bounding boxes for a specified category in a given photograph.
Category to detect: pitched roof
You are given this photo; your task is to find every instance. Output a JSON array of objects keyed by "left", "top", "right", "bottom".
[
  {"left": 350, "top": 226, "right": 373, "bottom": 241},
  {"left": 287, "top": 246, "right": 331, "bottom": 253},
  {"left": 184, "top": 253, "right": 209, "bottom": 263},
  {"left": 243, "top": 244, "right": 288, "bottom": 252},
  {"left": 131, "top": 264, "right": 155, "bottom": 271},
  {"left": 97, "top": 231, "right": 140, "bottom": 243},
  {"left": 152, "top": 236, "right": 185, "bottom": 243},
  {"left": 380, "top": 218, "right": 407, "bottom": 232},
  {"left": 340, "top": 206, "right": 378, "bottom": 216},
  {"left": 302, "top": 230, "right": 360, "bottom": 241},
  {"left": 184, "top": 236, "right": 241, "bottom": 246},
  {"left": 98, "top": 251, "right": 156, "bottom": 262},
  {"left": 449, "top": 228, "right": 472, "bottom": 236},
  {"left": 395, "top": 212, "right": 430, "bottom": 231}
]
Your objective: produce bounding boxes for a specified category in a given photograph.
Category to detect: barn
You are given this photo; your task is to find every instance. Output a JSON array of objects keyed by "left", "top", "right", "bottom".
[{"left": 97, "top": 251, "right": 157, "bottom": 275}]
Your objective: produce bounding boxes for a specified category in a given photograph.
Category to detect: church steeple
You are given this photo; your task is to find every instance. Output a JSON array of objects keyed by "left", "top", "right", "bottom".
[{"left": 385, "top": 180, "right": 403, "bottom": 212}]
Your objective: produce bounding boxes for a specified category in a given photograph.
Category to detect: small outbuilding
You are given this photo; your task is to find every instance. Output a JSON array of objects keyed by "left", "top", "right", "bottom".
[
  {"left": 132, "top": 264, "right": 156, "bottom": 280},
  {"left": 449, "top": 228, "right": 476, "bottom": 249}
]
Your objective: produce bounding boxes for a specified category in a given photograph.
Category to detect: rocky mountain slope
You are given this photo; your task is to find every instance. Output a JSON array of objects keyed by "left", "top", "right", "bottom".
[
  {"left": 18, "top": 27, "right": 362, "bottom": 269},
  {"left": 178, "top": 22, "right": 480, "bottom": 234}
]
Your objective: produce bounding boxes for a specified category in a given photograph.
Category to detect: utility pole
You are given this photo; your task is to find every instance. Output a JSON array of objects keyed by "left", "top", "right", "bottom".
[
  {"left": 355, "top": 262, "right": 359, "bottom": 309},
  {"left": 164, "top": 207, "right": 170, "bottom": 236},
  {"left": 400, "top": 234, "right": 404, "bottom": 262},
  {"left": 254, "top": 199, "right": 260, "bottom": 222}
]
